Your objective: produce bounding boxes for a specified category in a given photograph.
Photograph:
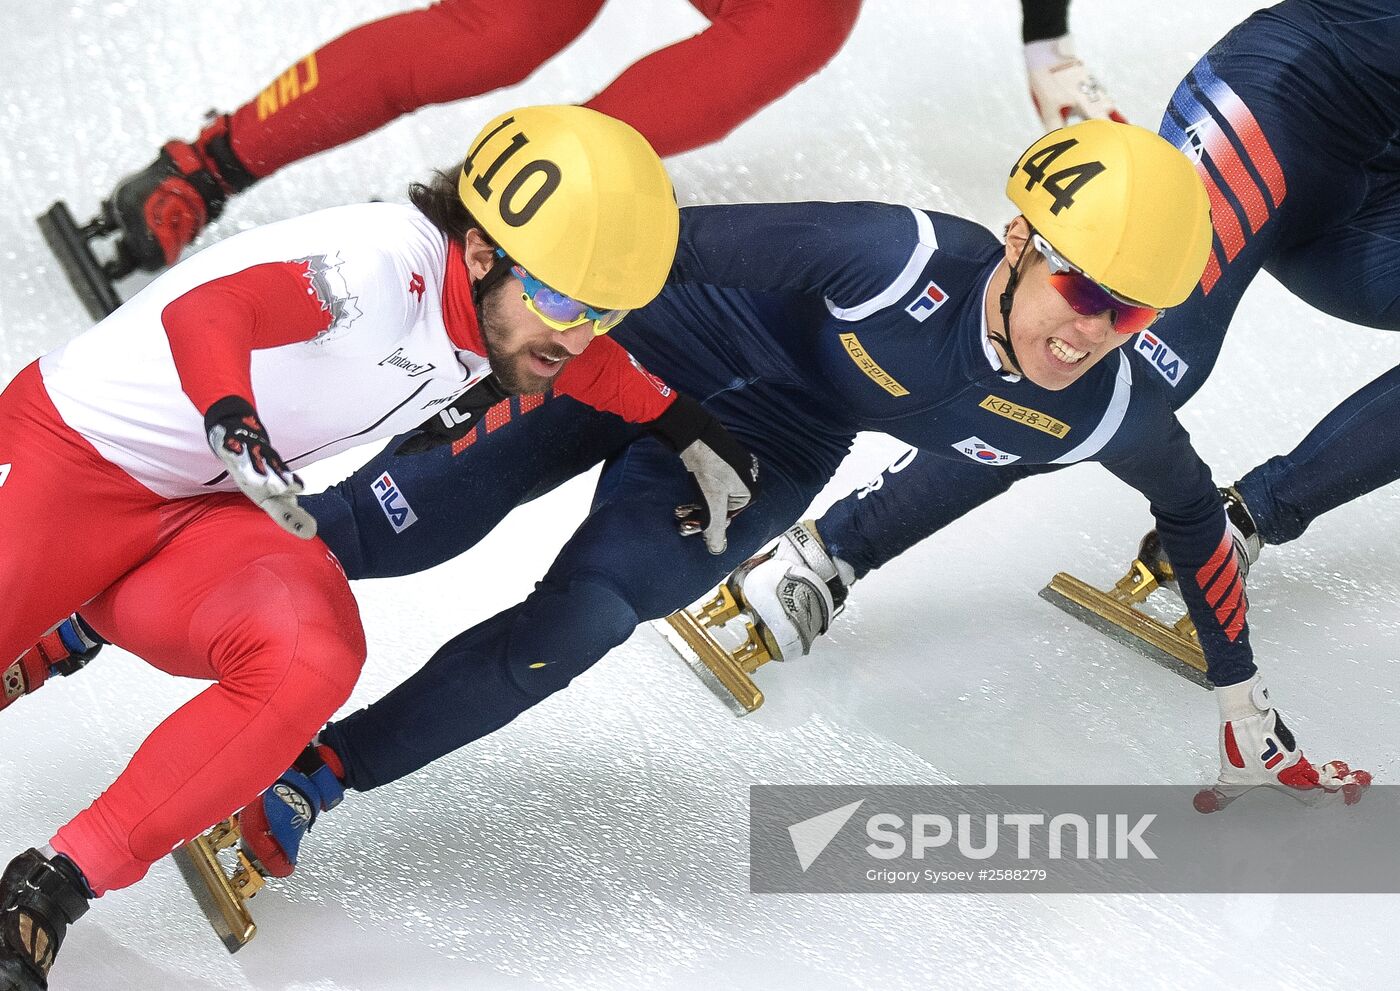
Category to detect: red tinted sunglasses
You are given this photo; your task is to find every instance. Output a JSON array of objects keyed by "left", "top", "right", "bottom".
[{"left": 1032, "top": 234, "right": 1162, "bottom": 336}]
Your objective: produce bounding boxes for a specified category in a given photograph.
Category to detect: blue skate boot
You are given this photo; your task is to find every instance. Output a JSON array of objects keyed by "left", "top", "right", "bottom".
[{"left": 238, "top": 744, "right": 346, "bottom": 878}]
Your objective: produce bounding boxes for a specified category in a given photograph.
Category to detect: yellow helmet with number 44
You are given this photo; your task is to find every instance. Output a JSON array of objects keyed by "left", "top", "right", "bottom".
[
  {"left": 458, "top": 105, "right": 679, "bottom": 312},
  {"left": 1007, "top": 119, "right": 1212, "bottom": 309}
]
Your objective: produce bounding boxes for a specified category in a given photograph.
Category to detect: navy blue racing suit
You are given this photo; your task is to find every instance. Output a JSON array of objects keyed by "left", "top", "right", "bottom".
[
  {"left": 303, "top": 196, "right": 1247, "bottom": 792},
  {"left": 820, "top": 0, "right": 1400, "bottom": 597}
]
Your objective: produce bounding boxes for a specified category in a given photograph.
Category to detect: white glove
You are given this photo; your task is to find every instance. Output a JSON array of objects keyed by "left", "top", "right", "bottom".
[
  {"left": 1195, "top": 674, "right": 1371, "bottom": 813},
  {"left": 1024, "top": 35, "right": 1125, "bottom": 131},
  {"left": 205, "top": 395, "right": 317, "bottom": 539}
]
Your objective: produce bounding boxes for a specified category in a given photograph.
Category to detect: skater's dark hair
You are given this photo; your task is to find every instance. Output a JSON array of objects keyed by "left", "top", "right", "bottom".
[{"left": 409, "top": 164, "right": 492, "bottom": 246}]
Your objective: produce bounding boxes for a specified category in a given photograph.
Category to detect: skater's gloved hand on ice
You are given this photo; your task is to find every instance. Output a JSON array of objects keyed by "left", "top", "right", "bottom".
[
  {"left": 394, "top": 374, "right": 510, "bottom": 455},
  {"left": 1024, "top": 34, "right": 1126, "bottom": 131},
  {"left": 650, "top": 394, "right": 761, "bottom": 555},
  {"left": 1194, "top": 674, "right": 1372, "bottom": 814},
  {"left": 205, "top": 395, "right": 316, "bottom": 539}
]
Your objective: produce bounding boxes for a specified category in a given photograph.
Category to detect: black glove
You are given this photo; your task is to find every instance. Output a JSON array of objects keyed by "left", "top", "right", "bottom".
[
  {"left": 395, "top": 375, "right": 510, "bottom": 455},
  {"left": 204, "top": 395, "right": 315, "bottom": 538},
  {"left": 651, "top": 394, "right": 761, "bottom": 555}
]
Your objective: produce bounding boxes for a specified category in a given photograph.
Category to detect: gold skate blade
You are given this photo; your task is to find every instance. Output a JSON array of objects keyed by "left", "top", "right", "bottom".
[
  {"left": 654, "top": 611, "right": 764, "bottom": 717},
  {"left": 172, "top": 821, "right": 260, "bottom": 953},
  {"left": 1040, "top": 572, "right": 1210, "bottom": 689}
]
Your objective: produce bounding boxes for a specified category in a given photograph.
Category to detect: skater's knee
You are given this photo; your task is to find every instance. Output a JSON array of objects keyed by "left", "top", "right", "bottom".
[
  {"left": 217, "top": 620, "right": 364, "bottom": 715},
  {"left": 286, "top": 615, "right": 367, "bottom": 716},
  {"left": 395, "top": 0, "right": 600, "bottom": 106},
  {"left": 711, "top": 0, "right": 859, "bottom": 85},
  {"left": 504, "top": 574, "right": 639, "bottom": 695},
  {"left": 767, "top": 0, "right": 861, "bottom": 67},
  {"left": 196, "top": 562, "right": 366, "bottom": 710}
]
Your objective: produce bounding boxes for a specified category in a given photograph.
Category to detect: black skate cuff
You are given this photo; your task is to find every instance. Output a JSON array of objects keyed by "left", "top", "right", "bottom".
[
  {"left": 202, "top": 116, "right": 259, "bottom": 193},
  {"left": 3, "top": 851, "right": 91, "bottom": 929}
]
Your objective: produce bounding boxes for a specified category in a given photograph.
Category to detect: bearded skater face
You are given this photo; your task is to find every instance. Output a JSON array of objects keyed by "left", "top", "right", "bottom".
[
  {"left": 987, "top": 217, "right": 1146, "bottom": 391},
  {"left": 463, "top": 228, "right": 595, "bottom": 395}
]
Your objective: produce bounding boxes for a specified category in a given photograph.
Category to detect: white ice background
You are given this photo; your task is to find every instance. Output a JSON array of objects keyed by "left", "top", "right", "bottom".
[{"left": 2, "top": 1, "right": 1399, "bottom": 988}]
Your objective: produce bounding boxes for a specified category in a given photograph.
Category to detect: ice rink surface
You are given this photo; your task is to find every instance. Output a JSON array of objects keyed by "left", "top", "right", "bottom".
[{"left": 3, "top": 1, "right": 1400, "bottom": 988}]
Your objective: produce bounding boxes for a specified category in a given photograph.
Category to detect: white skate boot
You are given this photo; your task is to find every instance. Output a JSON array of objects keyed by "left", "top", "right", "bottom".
[{"left": 659, "top": 521, "right": 852, "bottom": 714}]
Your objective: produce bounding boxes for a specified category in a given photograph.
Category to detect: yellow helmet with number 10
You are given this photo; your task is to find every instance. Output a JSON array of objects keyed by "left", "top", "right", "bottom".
[
  {"left": 458, "top": 105, "right": 679, "bottom": 313},
  {"left": 1006, "top": 119, "right": 1212, "bottom": 309}
]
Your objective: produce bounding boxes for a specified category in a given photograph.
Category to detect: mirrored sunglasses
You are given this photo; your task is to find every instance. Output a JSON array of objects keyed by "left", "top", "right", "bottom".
[
  {"left": 1031, "top": 233, "right": 1162, "bottom": 336},
  {"left": 500, "top": 252, "right": 627, "bottom": 335}
]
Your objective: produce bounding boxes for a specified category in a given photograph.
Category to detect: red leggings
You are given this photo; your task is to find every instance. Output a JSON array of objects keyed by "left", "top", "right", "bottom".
[
  {"left": 0, "top": 364, "right": 366, "bottom": 895},
  {"left": 228, "top": 0, "right": 862, "bottom": 174}
]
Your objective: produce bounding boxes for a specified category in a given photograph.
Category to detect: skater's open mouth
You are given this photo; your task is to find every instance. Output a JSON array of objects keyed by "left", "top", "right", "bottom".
[{"left": 1048, "top": 336, "right": 1089, "bottom": 365}]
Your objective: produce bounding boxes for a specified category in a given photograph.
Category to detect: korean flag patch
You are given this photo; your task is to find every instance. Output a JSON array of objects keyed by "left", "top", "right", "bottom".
[{"left": 952, "top": 436, "right": 1020, "bottom": 466}]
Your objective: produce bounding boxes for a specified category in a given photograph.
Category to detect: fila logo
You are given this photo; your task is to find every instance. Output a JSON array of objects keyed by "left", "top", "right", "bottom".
[
  {"left": 371, "top": 471, "right": 419, "bottom": 533},
  {"left": 409, "top": 273, "right": 426, "bottom": 300},
  {"left": 952, "top": 436, "right": 1020, "bottom": 466},
  {"left": 1260, "top": 738, "right": 1284, "bottom": 769},
  {"left": 1135, "top": 332, "right": 1188, "bottom": 387},
  {"left": 0, "top": 464, "right": 9, "bottom": 487},
  {"left": 438, "top": 407, "right": 472, "bottom": 428},
  {"left": 905, "top": 280, "right": 948, "bottom": 322}
]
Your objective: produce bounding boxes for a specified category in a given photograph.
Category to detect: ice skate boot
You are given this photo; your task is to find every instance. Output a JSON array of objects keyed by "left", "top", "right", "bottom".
[
  {"left": 658, "top": 521, "right": 849, "bottom": 715},
  {"left": 2, "top": 615, "right": 103, "bottom": 714},
  {"left": 38, "top": 113, "right": 257, "bottom": 320},
  {"left": 1039, "top": 486, "right": 1261, "bottom": 686},
  {"left": 173, "top": 744, "right": 344, "bottom": 952},
  {"left": 0, "top": 850, "right": 91, "bottom": 991}
]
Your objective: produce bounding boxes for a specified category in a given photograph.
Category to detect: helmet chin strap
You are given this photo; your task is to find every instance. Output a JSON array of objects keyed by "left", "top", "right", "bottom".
[{"left": 990, "top": 242, "right": 1030, "bottom": 377}]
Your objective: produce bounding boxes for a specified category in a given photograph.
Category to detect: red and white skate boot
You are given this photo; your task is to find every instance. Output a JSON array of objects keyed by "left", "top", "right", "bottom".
[
  {"left": 2, "top": 615, "right": 103, "bottom": 714},
  {"left": 1194, "top": 674, "right": 1372, "bottom": 813},
  {"left": 105, "top": 113, "right": 257, "bottom": 273}
]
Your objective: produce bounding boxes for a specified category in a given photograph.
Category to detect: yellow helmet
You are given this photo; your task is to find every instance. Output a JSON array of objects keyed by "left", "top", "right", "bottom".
[
  {"left": 458, "top": 105, "right": 679, "bottom": 312},
  {"left": 1006, "top": 119, "right": 1212, "bottom": 308}
]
